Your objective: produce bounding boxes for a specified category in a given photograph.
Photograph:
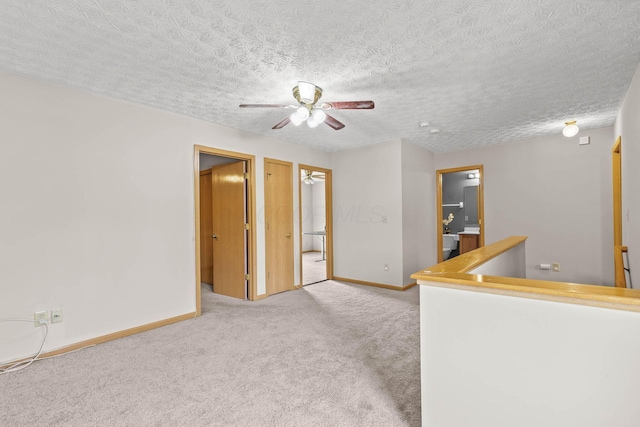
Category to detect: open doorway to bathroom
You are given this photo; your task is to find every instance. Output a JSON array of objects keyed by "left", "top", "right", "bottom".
[
  {"left": 436, "top": 165, "right": 485, "bottom": 263},
  {"left": 298, "top": 164, "right": 333, "bottom": 286}
]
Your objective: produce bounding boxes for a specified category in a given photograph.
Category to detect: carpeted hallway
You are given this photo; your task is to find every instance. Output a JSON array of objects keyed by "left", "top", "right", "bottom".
[{"left": 1, "top": 281, "right": 420, "bottom": 426}]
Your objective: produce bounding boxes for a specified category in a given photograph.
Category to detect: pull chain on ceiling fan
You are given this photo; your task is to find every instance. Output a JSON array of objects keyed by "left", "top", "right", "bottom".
[{"left": 240, "top": 81, "right": 374, "bottom": 130}]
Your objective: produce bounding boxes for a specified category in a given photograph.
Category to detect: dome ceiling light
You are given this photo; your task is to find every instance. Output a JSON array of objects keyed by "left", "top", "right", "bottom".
[{"left": 562, "top": 121, "right": 579, "bottom": 137}]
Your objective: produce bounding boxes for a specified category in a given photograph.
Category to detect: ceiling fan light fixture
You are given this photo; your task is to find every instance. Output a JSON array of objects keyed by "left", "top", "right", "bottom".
[
  {"left": 296, "top": 106, "right": 310, "bottom": 121},
  {"left": 290, "top": 111, "right": 304, "bottom": 126},
  {"left": 563, "top": 121, "right": 579, "bottom": 137},
  {"left": 297, "top": 81, "right": 318, "bottom": 104},
  {"left": 307, "top": 109, "right": 327, "bottom": 128},
  {"left": 303, "top": 176, "right": 315, "bottom": 185}
]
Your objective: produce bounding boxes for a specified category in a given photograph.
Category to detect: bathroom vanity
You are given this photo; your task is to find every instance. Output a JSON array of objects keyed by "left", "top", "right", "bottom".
[
  {"left": 458, "top": 233, "right": 480, "bottom": 254},
  {"left": 458, "top": 226, "right": 480, "bottom": 254}
]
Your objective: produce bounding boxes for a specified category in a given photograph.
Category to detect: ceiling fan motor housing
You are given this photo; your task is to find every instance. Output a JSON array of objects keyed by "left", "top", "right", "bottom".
[{"left": 293, "top": 81, "right": 322, "bottom": 105}]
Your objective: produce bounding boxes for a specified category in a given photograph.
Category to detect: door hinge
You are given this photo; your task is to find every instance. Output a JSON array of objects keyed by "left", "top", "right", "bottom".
[
  {"left": 244, "top": 274, "right": 250, "bottom": 281},
  {"left": 244, "top": 223, "right": 250, "bottom": 230},
  {"left": 244, "top": 172, "right": 249, "bottom": 180}
]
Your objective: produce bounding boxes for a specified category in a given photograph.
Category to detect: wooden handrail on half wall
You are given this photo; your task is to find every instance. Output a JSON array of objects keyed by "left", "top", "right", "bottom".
[
  {"left": 411, "top": 236, "right": 640, "bottom": 312},
  {"left": 413, "top": 236, "right": 640, "bottom": 427}
]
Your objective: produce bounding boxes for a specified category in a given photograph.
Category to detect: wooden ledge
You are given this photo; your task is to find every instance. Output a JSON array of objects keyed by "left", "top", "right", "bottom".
[
  {"left": 411, "top": 236, "right": 640, "bottom": 312},
  {"left": 421, "top": 236, "right": 527, "bottom": 274}
]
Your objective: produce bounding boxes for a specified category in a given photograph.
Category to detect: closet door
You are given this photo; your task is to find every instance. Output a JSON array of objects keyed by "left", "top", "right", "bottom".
[{"left": 264, "top": 158, "right": 294, "bottom": 295}]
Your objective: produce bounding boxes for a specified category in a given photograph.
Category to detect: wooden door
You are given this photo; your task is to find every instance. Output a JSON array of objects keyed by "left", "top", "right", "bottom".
[
  {"left": 211, "top": 161, "right": 247, "bottom": 299},
  {"left": 199, "top": 169, "right": 214, "bottom": 285},
  {"left": 265, "top": 159, "right": 294, "bottom": 295}
]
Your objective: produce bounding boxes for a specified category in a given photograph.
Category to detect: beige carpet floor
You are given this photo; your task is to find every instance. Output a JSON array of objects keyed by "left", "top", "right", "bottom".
[
  {"left": 302, "top": 251, "right": 327, "bottom": 285},
  {"left": 1, "top": 281, "right": 420, "bottom": 426}
]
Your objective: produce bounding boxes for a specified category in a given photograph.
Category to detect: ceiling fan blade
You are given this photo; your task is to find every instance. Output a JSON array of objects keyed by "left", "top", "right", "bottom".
[
  {"left": 324, "top": 114, "right": 345, "bottom": 130},
  {"left": 272, "top": 116, "right": 291, "bottom": 129},
  {"left": 320, "top": 101, "right": 375, "bottom": 110},
  {"left": 239, "top": 104, "right": 297, "bottom": 108}
]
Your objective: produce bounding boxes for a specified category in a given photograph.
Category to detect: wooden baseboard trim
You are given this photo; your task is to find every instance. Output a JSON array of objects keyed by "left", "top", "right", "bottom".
[
  {"left": 302, "top": 250, "right": 321, "bottom": 253},
  {"left": 1, "top": 312, "right": 196, "bottom": 369},
  {"left": 254, "top": 293, "right": 269, "bottom": 300},
  {"left": 333, "top": 276, "right": 416, "bottom": 291}
]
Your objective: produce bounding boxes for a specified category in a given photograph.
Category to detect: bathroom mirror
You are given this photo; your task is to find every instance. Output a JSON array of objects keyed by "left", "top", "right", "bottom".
[{"left": 463, "top": 186, "right": 479, "bottom": 225}]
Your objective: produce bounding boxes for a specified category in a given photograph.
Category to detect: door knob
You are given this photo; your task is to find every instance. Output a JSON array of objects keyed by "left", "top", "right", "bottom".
[
  {"left": 285, "top": 233, "right": 291, "bottom": 238},
  {"left": 212, "top": 234, "right": 218, "bottom": 239}
]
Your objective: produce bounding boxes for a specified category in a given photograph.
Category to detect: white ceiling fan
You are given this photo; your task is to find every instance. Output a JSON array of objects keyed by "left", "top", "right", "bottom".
[
  {"left": 240, "top": 81, "right": 374, "bottom": 130},
  {"left": 301, "top": 169, "right": 325, "bottom": 185}
]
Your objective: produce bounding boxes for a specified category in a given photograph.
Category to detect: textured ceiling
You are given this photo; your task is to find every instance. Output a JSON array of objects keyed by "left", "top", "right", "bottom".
[{"left": 1, "top": 0, "right": 640, "bottom": 152}]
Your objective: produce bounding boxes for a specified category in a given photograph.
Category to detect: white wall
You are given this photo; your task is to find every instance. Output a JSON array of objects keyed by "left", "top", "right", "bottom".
[
  {"left": 301, "top": 182, "right": 314, "bottom": 251},
  {"left": 331, "top": 140, "right": 435, "bottom": 287},
  {"left": 0, "top": 72, "right": 330, "bottom": 362},
  {"left": 420, "top": 285, "right": 640, "bottom": 427},
  {"left": 331, "top": 140, "right": 404, "bottom": 286},
  {"left": 615, "top": 61, "right": 640, "bottom": 289},
  {"left": 300, "top": 179, "right": 325, "bottom": 252},
  {"left": 312, "top": 180, "right": 326, "bottom": 251},
  {"left": 401, "top": 140, "right": 437, "bottom": 285},
  {"left": 468, "top": 241, "right": 526, "bottom": 278},
  {"left": 435, "top": 127, "right": 615, "bottom": 286}
]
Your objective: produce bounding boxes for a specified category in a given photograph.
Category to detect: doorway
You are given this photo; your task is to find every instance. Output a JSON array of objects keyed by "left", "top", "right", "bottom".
[
  {"left": 194, "top": 146, "right": 257, "bottom": 316},
  {"left": 298, "top": 164, "right": 333, "bottom": 286},
  {"left": 436, "top": 165, "right": 485, "bottom": 263}
]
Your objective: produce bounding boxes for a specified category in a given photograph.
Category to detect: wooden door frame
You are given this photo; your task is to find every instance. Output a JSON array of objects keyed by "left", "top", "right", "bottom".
[
  {"left": 297, "top": 164, "right": 334, "bottom": 286},
  {"left": 264, "top": 158, "right": 295, "bottom": 295},
  {"left": 612, "top": 136, "right": 625, "bottom": 287},
  {"left": 199, "top": 168, "right": 214, "bottom": 286},
  {"left": 436, "top": 165, "right": 485, "bottom": 263},
  {"left": 194, "top": 145, "right": 257, "bottom": 316}
]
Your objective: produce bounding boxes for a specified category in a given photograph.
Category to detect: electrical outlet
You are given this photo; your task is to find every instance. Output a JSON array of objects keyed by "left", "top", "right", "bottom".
[
  {"left": 384, "top": 263, "right": 389, "bottom": 271},
  {"left": 51, "top": 308, "right": 63, "bottom": 323},
  {"left": 552, "top": 263, "right": 560, "bottom": 272},
  {"left": 34, "top": 311, "right": 48, "bottom": 327}
]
